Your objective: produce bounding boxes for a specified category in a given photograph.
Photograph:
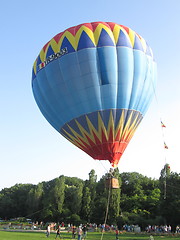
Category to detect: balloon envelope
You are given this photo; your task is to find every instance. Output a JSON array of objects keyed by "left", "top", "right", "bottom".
[{"left": 32, "top": 22, "right": 157, "bottom": 167}]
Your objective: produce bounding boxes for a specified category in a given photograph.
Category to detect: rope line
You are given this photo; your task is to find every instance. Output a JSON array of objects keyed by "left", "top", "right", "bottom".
[
  {"left": 99, "top": 160, "right": 109, "bottom": 174},
  {"left": 100, "top": 177, "right": 111, "bottom": 240},
  {"left": 150, "top": 69, "right": 168, "bottom": 199}
]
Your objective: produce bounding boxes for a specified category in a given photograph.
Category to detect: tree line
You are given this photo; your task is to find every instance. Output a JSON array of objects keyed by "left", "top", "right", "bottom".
[{"left": 0, "top": 164, "right": 180, "bottom": 231}]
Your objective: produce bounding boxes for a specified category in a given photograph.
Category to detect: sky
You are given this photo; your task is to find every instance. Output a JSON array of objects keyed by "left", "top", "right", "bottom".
[{"left": 0, "top": 0, "right": 180, "bottom": 190}]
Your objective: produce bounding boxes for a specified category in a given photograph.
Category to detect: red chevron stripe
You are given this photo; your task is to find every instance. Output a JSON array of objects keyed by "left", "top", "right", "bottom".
[
  {"left": 53, "top": 32, "right": 64, "bottom": 43},
  {"left": 107, "top": 22, "right": 116, "bottom": 31},
  {"left": 75, "top": 23, "right": 93, "bottom": 33},
  {"left": 43, "top": 41, "right": 50, "bottom": 52},
  {"left": 120, "top": 25, "right": 129, "bottom": 34}
]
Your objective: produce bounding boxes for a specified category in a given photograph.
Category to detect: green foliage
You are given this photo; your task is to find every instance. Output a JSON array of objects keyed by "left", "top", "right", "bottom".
[
  {"left": 65, "top": 182, "right": 83, "bottom": 214},
  {"left": 50, "top": 176, "right": 65, "bottom": 216},
  {"left": 69, "top": 213, "right": 81, "bottom": 225},
  {"left": 0, "top": 184, "right": 34, "bottom": 219},
  {"left": 120, "top": 172, "right": 161, "bottom": 224},
  {"left": 81, "top": 186, "right": 91, "bottom": 221},
  {"left": 159, "top": 171, "right": 180, "bottom": 230},
  {"left": 88, "top": 169, "right": 97, "bottom": 183},
  {"left": 26, "top": 183, "right": 44, "bottom": 219},
  {"left": 0, "top": 165, "right": 180, "bottom": 230}
]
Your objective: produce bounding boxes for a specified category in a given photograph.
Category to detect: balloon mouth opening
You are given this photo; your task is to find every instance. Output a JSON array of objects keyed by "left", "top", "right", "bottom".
[
  {"left": 109, "top": 158, "right": 119, "bottom": 168},
  {"left": 93, "top": 152, "right": 123, "bottom": 168},
  {"left": 111, "top": 163, "right": 118, "bottom": 168},
  {"left": 95, "top": 158, "right": 120, "bottom": 168}
]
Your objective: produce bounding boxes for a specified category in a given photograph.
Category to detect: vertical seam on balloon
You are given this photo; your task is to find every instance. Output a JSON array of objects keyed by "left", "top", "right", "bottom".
[
  {"left": 125, "top": 28, "right": 146, "bottom": 112},
  {"left": 76, "top": 38, "right": 95, "bottom": 158},
  {"left": 32, "top": 83, "right": 54, "bottom": 126},
  {"left": 56, "top": 57, "right": 70, "bottom": 128},
  {"left": 76, "top": 23, "right": 99, "bottom": 160},
  {"left": 92, "top": 22, "right": 104, "bottom": 159},
  {"left": 120, "top": 43, "right": 134, "bottom": 145},
  {"left": 114, "top": 43, "right": 119, "bottom": 143},
  {"left": 123, "top": 34, "right": 147, "bottom": 130},
  {"left": 107, "top": 22, "right": 118, "bottom": 157},
  {"left": 57, "top": 58, "right": 77, "bottom": 129},
  {"left": 131, "top": 50, "right": 147, "bottom": 114},
  {"left": 135, "top": 52, "right": 150, "bottom": 115},
  {"left": 35, "top": 73, "right": 59, "bottom": 131},
  {"left": 141, "top": 58, "right": 156, "bottom": 114},
  {"left": 43, "top": 63, "right": 64, "bottom": 129},
  {"left": 75, "top": 23, "right": 95, "bottom": 120}
]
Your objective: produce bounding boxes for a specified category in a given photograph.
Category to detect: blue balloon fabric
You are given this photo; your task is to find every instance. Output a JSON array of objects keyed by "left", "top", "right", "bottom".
[{"left": 32, "top": 22, "right": 157, "bottom": 167}]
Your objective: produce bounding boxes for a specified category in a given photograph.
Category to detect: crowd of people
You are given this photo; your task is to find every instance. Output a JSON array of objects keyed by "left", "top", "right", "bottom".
[
  {"left": 146, "top": 224, "right": 180, "bottom": 234},
  {"left": 45, "top": 222, "right": 180, "bottom": 238},
  {"left": 146, "top": 224, "right": 172, "bottom": 233},
  {"left": 122, "top": 224, "right": 140, "bottom": 232},
  {"left": 46, "top": 222, "right": 119, "bottom": 239},
  {"left": 71, "top": 224, "right": 88, "bottom": 240},
  {"left": 46, "top": 223, "right": 89, "bottom": 239}
]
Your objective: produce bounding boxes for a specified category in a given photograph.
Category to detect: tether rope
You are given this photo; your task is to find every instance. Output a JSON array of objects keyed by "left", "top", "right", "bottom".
[
  {"left": 100, "top": 175, "right": 111, "bottom": 240},
  {"left": 150, "top": 68, "right": 168, "bottom": 199}
]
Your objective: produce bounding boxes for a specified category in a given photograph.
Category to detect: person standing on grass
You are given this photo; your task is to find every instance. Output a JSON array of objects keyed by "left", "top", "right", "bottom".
[
  {"left": 72, "top": 225, "right": 76, "bottom": 238},
  {"left": 77, "top": 226, "right": 82, "bottom": 240},
  {"left": 115, "top": 228, "right": 119, "bottom": 240},
  {"left": 55, "top": 225, "right": 61, "bottom": 239},
  {"left": 46, "top": 224, "right": 50, "bottom": 237},
  {"left": 82, "top": 225, "right": 88, "bottom": 239}
]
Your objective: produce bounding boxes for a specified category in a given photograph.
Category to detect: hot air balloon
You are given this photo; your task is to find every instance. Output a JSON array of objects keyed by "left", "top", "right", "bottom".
[{"left": 32, "top": 21, "right": 157, "bottom": 168}]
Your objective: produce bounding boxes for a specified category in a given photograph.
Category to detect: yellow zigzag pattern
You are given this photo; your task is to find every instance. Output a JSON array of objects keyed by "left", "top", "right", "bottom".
[
  {"left": 112, "top": 25, "right": 147, "bottom": 52},
  {"left": 61, "top": 110, "right": 142, "bottom": 151},
  {"left": 40, "top": 24, "right": 115, "bottom": 62},
  {"left": 33, "top": 23, "right": 148, "bottom": 75}
]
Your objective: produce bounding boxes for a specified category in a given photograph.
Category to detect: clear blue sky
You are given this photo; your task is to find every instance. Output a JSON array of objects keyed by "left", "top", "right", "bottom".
[{"left": 0, "top": 0, "right": 180, "bottom": 190}]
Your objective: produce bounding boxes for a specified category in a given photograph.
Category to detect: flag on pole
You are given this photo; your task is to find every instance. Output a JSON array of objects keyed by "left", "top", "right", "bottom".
[
  {"left": 164, "top": 142, "right": 168, "bottom": 149},
  {"left": 161, "top": 121, "right": 166, "bottom": 128}
]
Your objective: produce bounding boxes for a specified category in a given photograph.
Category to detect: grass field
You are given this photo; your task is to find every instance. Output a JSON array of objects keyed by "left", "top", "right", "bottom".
[{"left": 0, "top": 231, "right": 180, "bottom": 240}]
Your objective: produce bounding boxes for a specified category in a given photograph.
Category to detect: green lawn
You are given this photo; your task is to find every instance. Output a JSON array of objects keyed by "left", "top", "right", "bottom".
[{"left": 0, "top": 230, "right": 179, "bottom": 240}]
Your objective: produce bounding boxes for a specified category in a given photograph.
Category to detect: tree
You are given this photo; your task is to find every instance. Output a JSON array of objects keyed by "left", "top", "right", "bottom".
[
  {"left": 0, "top": 184, "right": 33, "bottom": 219},
  {"left": 81, "top": 186, "right": 91, "bottom": 221},
  {"left": 159, "top": 163, "right": 171, "bottom": 200},
  {"left": 108, "top": 168, "right": 121, "bottom": 223},
  {"left": 92, "top": 169, "right": 121, "bottom": 225},
  {"left": 64, "top": 177, "right": 84, "bottom": 217},
  {"left": 120, "top": 172, "right": 160, "bottom": 228},
  {"left": 51, "top": 176, "right": 65, "bottom": 220},
  {"left": 88, "top": 169, "right": 97, "bottom": 184},
  {"left": 159, "top": 165, "right": 180, "bottom": 230},
  {"left": 27, "top": 183, "right": 44, "bottom": 220},
  {"left": 1, "top": 167, "right": 180, "bottom": 230},
  {"left": 120, "top": 172, "right": 145, "bottom": 213},
  {"left": 93, "top": 177, "right": 107, "bottom": 223},
  {"left": 84, "top": 169, "right": 97, "bottom": 222}
]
